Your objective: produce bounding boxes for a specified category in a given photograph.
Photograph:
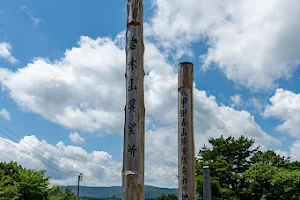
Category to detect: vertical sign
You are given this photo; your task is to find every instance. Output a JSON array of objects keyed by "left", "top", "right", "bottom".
[
  {"left": 122, "top": 0, "right": 144, "bottom": 200},
  {"left": 178, "top": 62, "right": 195, "bottom": 200},
  {"left": 203, "top": 166, "right": 212, "bottom": 200},
  {"left": 125, "top": 25, "right": 141, "bottom": 173}
]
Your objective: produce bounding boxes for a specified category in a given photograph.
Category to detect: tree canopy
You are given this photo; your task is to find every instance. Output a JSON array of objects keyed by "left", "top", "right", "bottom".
[
  {"left": 0, "top": 161, "right": 76, "bottom": 200},
  {"left": 196, "top": 135, "right": 298, "bottom": 200},
  {"left": 157, "top": 193, "right": 178, "bottom": 200}
]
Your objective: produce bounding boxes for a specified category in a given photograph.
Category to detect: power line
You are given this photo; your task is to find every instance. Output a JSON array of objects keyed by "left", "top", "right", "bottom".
[
  {"left": 0, "top": 129, "right": 78, "bottom": 179},
  {"left": 0, "top": 124, "right": 75, "bottom": 174},
  {"left": 0, "top": 123, "right": 106, "bottom": 199},
  {"left": 0, "top": 124, "right": 100, "bottom": 187},
  {"left": 0, "top": 135, "right": 75, "bottom": 179},
  {"left": 0, "top": 134, "right": 103, "bottom": 198},
  {"left": 0, "top": 137, "right": 80, "bottom": 198}
]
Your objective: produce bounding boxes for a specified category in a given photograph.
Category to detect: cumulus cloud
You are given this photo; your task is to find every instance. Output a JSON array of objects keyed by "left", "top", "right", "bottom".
[
  {"left": 144, "top": 89, "right": 280, "bottom": 186},
  {"left": 230, "top": 94, "right": 242, "bottom": 108},
  {"left": 0, "top": 35, "right": 280, "bottom": 187},
  {"left": 264, "top": 88, "right": 300, "bottom": 138},
  {"left": 148, "top": 0, "right": 300, "bottom": 90},
  {"left": 0, "top": 108, "right": 11, "bottom": 120},
  {"left": 247, "top": 97, "right": 265, "bottom": 114},
  {"left": 0, "top": 42, "right": 18, "bottom": 64},
  {"left": 0, "top": 135, "right": 122, "bottom": 186},
  {"left": 274, "top": 149, "right": 289, "bottom": 159},
  {"left": 69, "top": 132, "right": 85, "bottom": 144},
  {"left": 144, "top": 42, "right": 279, "bottom": 187},
  {"left": 0, "top": 36, "right": 125, "bottom": 133},
  {"left": 290, "top": 140, "right": 300, "bottom": 161}
]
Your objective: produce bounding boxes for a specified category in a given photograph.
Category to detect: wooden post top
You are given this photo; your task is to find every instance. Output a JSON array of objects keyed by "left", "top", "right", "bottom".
[
  {"left": 127, "top": 0, "right": 143, "bottom": 25},
  {"left": 178, "top": 62, "right": 194, "bottom": 89}
]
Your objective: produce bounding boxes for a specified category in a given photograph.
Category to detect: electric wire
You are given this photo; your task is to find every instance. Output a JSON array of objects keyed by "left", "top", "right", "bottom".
[
  {"left": 0, "top": 137, "right": 80, "bottom": 198},
  {"left": 0, "top": 124, "right": 80, "bottom": 177},
  {"left": 0, "top": 135, "right": 76, "bottom": 180},
  {"left": 0, "top": 124, "right": 102, "bottom": 191}
]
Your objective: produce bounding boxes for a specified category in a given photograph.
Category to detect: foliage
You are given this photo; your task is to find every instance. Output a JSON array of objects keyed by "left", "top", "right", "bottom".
[
  {"left": 285, "top": 160, "right": 300, "bottom": 170},
  {"left": 196, "top": 135, "right": 300, "bottom": 200},
  {"left": 48, "top": 186, "right": 77, "bottom": 200},
  {"left": 250, "top": 150, "right": 289, "bottom": 167},
  {"left": 157, "top": 193, "right": 178, "bottom": 200},
  {"left": 196, "top": 135, "right": 258, "bottom": 198},
  {"left": 196, "top": 175, "right": 222, "bottom": 198},
  {"left": 244, "top": 162, "right": 300, "bottom": 200},
  {"left": 0, "top": 161, "right": 76, "bottom": 200}
]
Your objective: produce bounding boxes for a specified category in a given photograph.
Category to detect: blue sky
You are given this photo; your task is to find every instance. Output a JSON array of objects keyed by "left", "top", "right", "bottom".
[{"left": 1, "top": 0, "right": 300, "bottom": 188}]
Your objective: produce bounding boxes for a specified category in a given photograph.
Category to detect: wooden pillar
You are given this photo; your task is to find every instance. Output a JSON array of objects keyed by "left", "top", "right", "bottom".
[
  {"left": 122, "top": 0, "right": 145, "bottom": 200},
  {"left": 203, "top": 166, "right": 212, "bottom": 200},
  {"left": 178, "top": 62, "right": 195, "bottom": 200}
]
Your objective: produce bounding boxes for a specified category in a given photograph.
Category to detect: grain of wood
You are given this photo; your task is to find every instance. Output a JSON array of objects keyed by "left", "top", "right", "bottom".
[
  {"left": 178, "top": 62, "right": 196, "bottom": 200},
  {"left": 122, "top": 0, "right": 145, "bottom": 200}
]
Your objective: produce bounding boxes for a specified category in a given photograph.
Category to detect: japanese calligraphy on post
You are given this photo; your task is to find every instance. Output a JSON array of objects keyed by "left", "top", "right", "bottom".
[
  {"left": 124, "top": 24, "right": 142, "bottom": 173},
  {"left": 122, "top": 1, "right": 145, "bottom": 199},
  {"left": 178, "top": 87, "right": 192, "bottom": 200}
]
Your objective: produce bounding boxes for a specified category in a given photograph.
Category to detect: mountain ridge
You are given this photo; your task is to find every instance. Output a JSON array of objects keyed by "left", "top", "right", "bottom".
[{"left": 62, "top": 185, "right": 178, "bottom": 199}]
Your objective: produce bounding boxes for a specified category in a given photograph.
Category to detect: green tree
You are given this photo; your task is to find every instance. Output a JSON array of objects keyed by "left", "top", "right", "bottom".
[
  {"left": 0, "top": 161, "right": 76, "bottom": 200},
  {"left": 196, "top": 135, "right": 300, "bottom": 199},
  {"left": 196, "top": 175, "right": 222, "bottom": 198},
  {"left": 48, "top": 186, "right": 77, "bottom": 200},
  {"left": 285, "top": 160, "right": 300, "bottom": 170},
  {"left": 0, "top": 162, "right": 49, "bottom": 199},
  {"left": 196, "top": 135, "right": 259, "bottom": 198},
  {"left": 244, "top": 162, "right": 300, "bottom": 200},
  {"left": 157, "top": 193, "right": 178, "bottom": 200},
  {"left": 250, "top": 150, "right": 289, "bottom": 167}
]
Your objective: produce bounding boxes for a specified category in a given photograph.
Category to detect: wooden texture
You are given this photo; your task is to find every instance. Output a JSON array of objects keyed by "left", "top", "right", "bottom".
[
  {"left": 122, "top": 0, "right": 145, "bottom": 200},
  {"left": 178, "top": 62, "right": 195, "bottom": 200}
]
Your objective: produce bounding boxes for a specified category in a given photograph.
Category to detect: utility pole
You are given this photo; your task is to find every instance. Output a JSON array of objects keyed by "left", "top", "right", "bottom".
[
  {"left": 178, "top": 62, "right": 195, "bottom": 200},
  {"left": 203, "top": 166, "right": 212, "bottom": 200},
  {"left": 77, "top": 172, "right": 83, "bottom": 200},
  {"left": 122, "top": 0, "right": 145, "bottom": 200}
]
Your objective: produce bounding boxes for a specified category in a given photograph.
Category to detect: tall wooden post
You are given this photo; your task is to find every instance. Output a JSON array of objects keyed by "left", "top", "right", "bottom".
[
  {"left": 178, "top": 62, "right": 195, "bottom": 200},
  {"left": 203, "top": 166, "right": 212, "bottom": 200},
  {"left": 122, "top": 0, "right": 145, "bottom": 200}
]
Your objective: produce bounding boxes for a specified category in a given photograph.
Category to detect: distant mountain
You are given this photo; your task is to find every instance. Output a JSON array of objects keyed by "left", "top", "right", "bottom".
[{"left": 62, "top": 185, "right": 177, "bottom": 199}]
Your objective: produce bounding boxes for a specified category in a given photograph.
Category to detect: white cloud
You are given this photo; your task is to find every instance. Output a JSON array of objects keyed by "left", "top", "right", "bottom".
[
  {"left": 0, "top": 135, "right": 122, "bottom": 186},
  {"left": 0, "top": 36, "right": 125, "bottom": 133},
  {"left": 0, "top": 35, "right": 280, "bottom": 187},
  {"left": 264, "top": 88, "right": 300, "bottom": 138},
  {"left": 148, "top": 0, "right": 300, "bottom": 90},
  {"left": 247, "top": 97, "right": 265, "bottom": 114},
  {"left": 194, "top": 90, "right": 279, "bottom": 151},
  {"left": 274, "top": 149, "right": 289, "bottom": 159},
  {"left": 31, "top": 17, "right": 42, "bottom": 27},
  {"left": 230, "top": 94, "right": 242, "bottom": 108},
  {"left": 0, "top": 108, "right": 11, "bottom": 120},
  {"left": 69, "top": 132, "right": 85, "bottom": 144},
  {"left": 144, "top": 43, "right": 177, "bottom": 124},
  {"left": 144, "top": 43, "right": 279, "bottom": 186},
  {"left": 0, "top": 42, "right": 18, "bottom": 64},
  {"left": 21, "top": 5, "right": 42, "bottom": 27},
  {"left": 290, "top": 140, "right": 300, "bottom": 161},
  {"left": 144, "top": 42, "right": 277, "bottom": 149},
  {"left": 144, "top": 90, "right": 280, "bottom": 186}
]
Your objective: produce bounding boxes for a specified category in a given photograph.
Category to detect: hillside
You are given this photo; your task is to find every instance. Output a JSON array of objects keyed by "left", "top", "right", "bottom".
[{"left": 62, "top": 185, "right": 177, "bottom": 199}]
